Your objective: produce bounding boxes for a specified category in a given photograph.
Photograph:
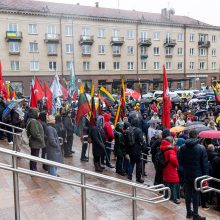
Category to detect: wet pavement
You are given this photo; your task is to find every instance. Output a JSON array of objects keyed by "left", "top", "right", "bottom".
[{"left": 0, "top": 135, "right": 219, "bottom": 220}]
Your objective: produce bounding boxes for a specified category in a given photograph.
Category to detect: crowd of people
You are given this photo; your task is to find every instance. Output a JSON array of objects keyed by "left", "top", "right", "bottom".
[{"left": 0, "top": 94, "right": 220, "bottom": 220}]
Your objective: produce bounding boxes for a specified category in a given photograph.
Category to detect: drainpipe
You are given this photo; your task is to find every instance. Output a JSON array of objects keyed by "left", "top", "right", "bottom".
[
  {"left": 136, "top": 21, "right": 139, "bottom": 80},
  {"left": 183, "top": 24, "right": 187, "bottom": 88},
  {"left": 60, "top": 15, "right": 64, "bottom": 76}
]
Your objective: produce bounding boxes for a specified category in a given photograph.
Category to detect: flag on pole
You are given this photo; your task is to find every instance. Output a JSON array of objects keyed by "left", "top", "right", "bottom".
[
  {"left": 50, "top": 73, "right": 63, "bottom": 115},
  {"left": 68, "top": 63, "right": 76, "bottom": 99},
  {"left": 0, "top": 61, "right": 8, "bottom": 99},
  {"left": 44, "top": 82, "right": 52, "bottom": 114},
  {"left": 30, "top": 77, "right": 37, "bottom": 108},
  {"left": 99, "top": 86, "right": 115, "bottom": 106},
  {"left": 211, "top": 81, "right": 220, "bottom": 103},
  {"left": 90, "top": 84, "right": 96, "bottom": 128},
  {"left": 97, "top": 90, "right": 102, "bottom": 115},
  {"left": 33, "top": 77, "right": 44, "bottom": 102},
  {"left": 120, "top": 79, "right": 126, "bottom": 118},
  {"left": 162, "top": 65, "right": 171, "bottom": 129},
  {"left": 76, "top": 83, "right": 91, "bottom": 127},
  {"left": 114, "top": 104, "right": 121, "bottom": 127}
]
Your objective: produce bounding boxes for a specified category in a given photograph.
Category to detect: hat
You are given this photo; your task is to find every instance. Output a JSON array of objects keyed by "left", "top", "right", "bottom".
[
  {"left": 47, "top": 115, "right": 55, "bottom": 123},
  {"left": 154, "top": 130, "right": 162, "bottom": 137}
]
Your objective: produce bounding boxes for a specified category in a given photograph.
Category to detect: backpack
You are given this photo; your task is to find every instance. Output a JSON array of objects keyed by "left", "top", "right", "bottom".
[
  {"left": 21, "top": 119, "right": 34, "bottom": 146},
  {"left": 125, "top": 126, "right": 136, "bottom": 147},
  {"left": 154, "top": 148, "right": 172, "bottom": 170}
]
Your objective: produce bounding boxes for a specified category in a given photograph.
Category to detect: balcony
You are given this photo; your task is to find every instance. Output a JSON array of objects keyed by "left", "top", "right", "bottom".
[
  {"left": 140, "top": 54, "right": 148, "bottom": 60},
  {"left": 79, "top": 35, "right": 94, "bottom": 45},
  {"left": 9, "top": 51, "right": 20, "bottom": 55},
  {"left": 44, "top": 33, "right": 60, "bottom": 43},
  {"left": 164, "top": 39, "right": 176, "bottom": 48},
  {"left": 5, "top": 31, "right": 22, "bottom": 42},
  {"left": 198, "top": 41, "right": 210, "bottom": 48},
  {"left": 110, "top": 37, "right": 124, "bottom": 46},
  {"left": 139, "top": 38, "right": 152, "bottom": 47},
  {"left": 165, "top": 54, "right": 173, "bottom": 58},
  {"left": 47, "top": 51, "right": 58, "bottom": 56},
  {"left": 113, "top": 53, "right": 121, "bottom": 57},
  {"left": 82, "top": 52, "right": 91, "bottom": 57}
]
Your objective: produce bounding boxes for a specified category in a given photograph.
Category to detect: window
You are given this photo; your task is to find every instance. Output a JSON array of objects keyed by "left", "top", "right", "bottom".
[
  {"left": 11, "top": 61, "right": 20, "bottom": 71},
  {"left": 199, "top": 48, "right": 206, "bottom": 56},
  {"left": 190, "top": 48, "right": 195, "bottom": 56},
  {"left": 190, "top": 62, "right": 194, "bottom": 70},
  {"left": 153, "top": 32, "right": 159, "bottom": 40},
  {"left": 212, "top": 62, "right": 216, "bottom": 70},
  {"left": 212, "top": 35, "right": 216, "bottom": 43},
  {"left": 66, "top": 61, "right": 74, "bottom": 70},
  {"left": 128, "top": 62, "right": 134, "bottom": 70},
  {"left": 165, "top": 47, "right": 172, "bottom": 55},
  {"left": 8, "top": 23, "right": 18, "bottom": 31},
  {"left": 48, "top": 43, "right": 57, "bottom": 54},
  {"left": 113, "top": 62, "right": 120, "bottom": 70},
  {"left": 83, "top": 61, "right": 90, "bottom": 70},
  {"left": 30, "top": 61, "right": 39, "bottom": 71},
  {"left": 98, "top": 62, "right": 105, "bottom": 70},
  {"left": 49, "top": 61, "right": 57, "bottom": 71},
  {"left": 65, "top": 44, "right": 74, "bottom": 53},
  {"left": 141, "top": 62, "right": 147, "bottom": 70},
  {"left": 64, "top": 25, "right": 72, "bottom": 36},
  {"left": 98, "top": 45, "right": 105, "bottom": 54},
  {"left": 177, "top": 62, "right": 183, "bottom": 70},
  {"left": 199, "top": 34, "right": 207, "bottom": 42},
  {"left": 82, "top": 45, "right": 91, "bottom": 54},
  {"left": 212, "top": 48, "right": 216, "bottom": 56},
  {"left": 127, "top": 46, "right": 134, "bottom": 55},
  {"left": 28, "top": 24, "right": 37, "bottom": 34},
  {"left": 127, "top": 30, "right": 134, "bottom": 39},
  {"left": 189, "top": 33, "right": 194, "bottom": 42},
  {"left": 113, "top": 29, "right": 119, "bottom": 37},
  {"left": 141, "top": 31, "right": 147, "bottom": 40},
  {"left": 154, "top": 47, "right": 160, "bottom": 55},
  {"left": 29, "top": 42, "right": 38, "bottom": 52},
  {"left": 141, "top": 46, "right": 147, "bottom": 55},
  {"left": 199, "top": 62, "right": 206, "bottom": 70},
  {"left": 177, "top": 48, "right": 183, "bottom": 55},
  {"left": 166, "top": 32, "right": 172, "bottom": 42},
  {"left": 154, "top": 62, "right": 160, "bottom": 70},
  {"left": 9, "top": 42, "right": 20, "bottom": 52},
  {"left": 48, "top": 24, "right": 57, "bottom": 34},
  {"left": 82, "top": 27, "right": 89, "bottom": 36},
  {"left": 97, "top": 28, "right": 105, "bottom": 38},
  {"left": 166, "top": 62, "right": 172, "bottom": 70},
  {"left": 177, "top": 33, "right": 184, "bottom": 41},
  {"left": 112, "top": 46, "right": 121, "bottom": 54}
]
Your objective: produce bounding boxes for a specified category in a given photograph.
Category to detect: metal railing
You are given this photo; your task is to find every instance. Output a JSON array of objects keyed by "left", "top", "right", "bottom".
[
  {"left": 0, "top": 123, "right": 171, "bottom": 220},
  {"left": 194, "top": 175, "right": 220, "bottom": 193}
]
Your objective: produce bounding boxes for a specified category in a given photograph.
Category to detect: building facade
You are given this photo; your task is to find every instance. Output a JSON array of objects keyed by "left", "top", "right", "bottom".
[{"left": 0, "top": 0, "right": 220, "bottom": 95}]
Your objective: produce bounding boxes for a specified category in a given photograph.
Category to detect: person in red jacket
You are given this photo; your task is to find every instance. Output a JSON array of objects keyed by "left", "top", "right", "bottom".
[
  {"left": 160, "top": 136, "right": 181, "bottom": 204},
  {"left": 102, "top": 113, "right": 115, "bottom": 168}
]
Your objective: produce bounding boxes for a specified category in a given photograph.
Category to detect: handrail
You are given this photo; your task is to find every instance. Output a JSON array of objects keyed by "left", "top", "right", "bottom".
[
  {"left": 194, "top": 175, "right": 220, "bottom": 193},
  {"left": 0, "top": 121, "right": 24, "bottom": 131}
]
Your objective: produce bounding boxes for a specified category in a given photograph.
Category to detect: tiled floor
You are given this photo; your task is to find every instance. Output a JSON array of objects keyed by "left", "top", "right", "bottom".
[{"left": 0, "top": 136, "right": 219, "bottom": 220}]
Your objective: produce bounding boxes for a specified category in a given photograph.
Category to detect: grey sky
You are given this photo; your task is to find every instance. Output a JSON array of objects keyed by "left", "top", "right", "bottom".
[{"left": 37, "top": 0, "right": 220, "bottom": 26}]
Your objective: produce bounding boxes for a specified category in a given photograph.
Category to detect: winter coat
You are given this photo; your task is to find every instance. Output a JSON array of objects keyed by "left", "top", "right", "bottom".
[
  {"left": 178, "top": 138, "right": 208, "bottom": 181},
  {"left": 63, "top": 115, "right": 73, "bottom": 137},
  {"left": 27, "top": 108, "right": 45, "bottom": 149},
  {"left": 103, "top": 113, "right": 114, "bottom": 142},
  {"left": 46, "top": 123, "right": 63, "bottom": 163},
  {"left": 160, "top": 140, "right": 179, "bottom": 183},
  {"left": 212, "top": 154, "right": 220, "bottom": 189},
  {"left": 114, "top": 123, "right": 125, "bottom": 157}
]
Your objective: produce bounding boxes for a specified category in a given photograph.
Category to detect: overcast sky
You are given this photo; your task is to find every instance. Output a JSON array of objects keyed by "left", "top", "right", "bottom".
[{"left": 37, "top": 0, "right": 220, "bottom": 26}]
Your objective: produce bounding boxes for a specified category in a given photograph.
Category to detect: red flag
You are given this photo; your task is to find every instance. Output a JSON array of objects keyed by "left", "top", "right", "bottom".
[
  {"left": 125, "top": 88, "right": 141, "bottom": 100},
  {"left": 33, "top": 77, "right": 44, "bottom": 102},
  {"left": 162, "top": 65, "right": 171, "bottom": 129},
  {"left": 72, "top": 91, "right": 77, "bottom": 101},
  {"left": 44, "top": 82, "right": 52, "bottom": 114},
  {"left": 30, "top": 86, "right": 38, "bottom": 108},
  {"left": 60, "top": 84, "right": 68, "bottom": 100},
  {"left": 0, "top": 61, "right": 8, "bottom": 99}
]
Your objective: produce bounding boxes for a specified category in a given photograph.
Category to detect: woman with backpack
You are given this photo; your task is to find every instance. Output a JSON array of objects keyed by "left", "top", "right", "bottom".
[{"left": 160, "top": 136, "right": 181, "bottom": 204}]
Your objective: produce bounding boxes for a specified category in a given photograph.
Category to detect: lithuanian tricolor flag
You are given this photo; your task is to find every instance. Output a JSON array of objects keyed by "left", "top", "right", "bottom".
[
  {"left": 99, "top": 86, "right": 115, "bottom": 106},
  {"left": 212, "top": 81, "right": 220, "bottom": 103},
  {"left": 90, "top": 84, "right": 96, "bottom": 128},
  {"left": 6, "top": 81, "right": 16, "bottom": 100},
  {"left": 76, "top": 83, "right": 91, "bottom": 127},
  {"left": 120, "top": 79, "right": 126, "bottom": 118}
]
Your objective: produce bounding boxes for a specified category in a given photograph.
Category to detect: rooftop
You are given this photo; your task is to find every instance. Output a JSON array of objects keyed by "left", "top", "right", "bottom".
[{"left": 0, "top": 0, "right": 215, "bottom": 27}]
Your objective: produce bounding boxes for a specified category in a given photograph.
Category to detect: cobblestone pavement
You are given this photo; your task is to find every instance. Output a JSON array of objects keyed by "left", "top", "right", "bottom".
[{"left": 0, "top": 136, "right": 219, "bottom": 220}]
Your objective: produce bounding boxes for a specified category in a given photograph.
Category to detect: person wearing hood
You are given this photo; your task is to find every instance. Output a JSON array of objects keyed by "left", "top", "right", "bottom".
[
  {"left": 160, "top": 137, "right": 180, "bottom": 204},
  {"left": 102, "top": 113, "right": 114, "bottom": 168},
  {"left": 27, "top": 108, "right": 45, "bottom": 171},
  {"left": 126, "top": 118, "right": 144, "bottom": 183},
  {"left": 114, "top": 122, "right": 126, "bottom": 176},
  {"left": 178, "top": 130, "right": 208, "bottom": 220},
  {"left": 91, "top": 115, "right": 106, "bottom": 172},
  {"left": 46, "top": 115, "right": 63, "bottom": 176}
]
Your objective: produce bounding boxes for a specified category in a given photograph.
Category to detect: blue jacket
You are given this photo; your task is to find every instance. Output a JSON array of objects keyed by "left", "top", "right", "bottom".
[{"left": 178, "top": 138, "right": 208, "bottom": 182}]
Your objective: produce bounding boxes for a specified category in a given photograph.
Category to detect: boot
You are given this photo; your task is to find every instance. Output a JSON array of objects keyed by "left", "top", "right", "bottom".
[{"left": 94, "top": 163, "right": 103, "bottom": 172}]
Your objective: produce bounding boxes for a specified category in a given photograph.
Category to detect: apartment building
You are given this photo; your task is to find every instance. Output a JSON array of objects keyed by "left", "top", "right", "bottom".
[{"left": 0, "top": 0, "right": 220, "bottom": 94}]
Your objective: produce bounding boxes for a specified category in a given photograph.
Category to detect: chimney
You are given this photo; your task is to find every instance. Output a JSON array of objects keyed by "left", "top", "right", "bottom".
[
  {"left": 95, "top": 2, "right": 99, "bottom": 7},
  {"left": 161, "top": 8, "right": 167, "bottom": 17},
  {"left": 76, "top": 3, "right": 80, "bottom": 5}
]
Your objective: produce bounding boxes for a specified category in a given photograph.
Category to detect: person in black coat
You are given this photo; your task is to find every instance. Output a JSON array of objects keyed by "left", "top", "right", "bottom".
[
  {"left": 91, "top": 115, "right": 105, "bottom": 172},
  {"left": 126, "top": 118, "right": 144, "bottom": 183},
  {"left": 178, "top": 130, "right": 208, "bottom": 220}
]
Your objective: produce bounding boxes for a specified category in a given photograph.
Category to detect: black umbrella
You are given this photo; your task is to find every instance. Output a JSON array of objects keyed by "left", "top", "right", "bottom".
[
  {"left": 195, "top": 110, "right": 207, "bottom": 117},
  {"left": 147, "top": 119, "right": 161, "bottom": 124},
  {"left": 186, "top": 121, "right": 205, "bottom": 127},
  {"left": 184, "top": 124, "right": 206, "bottom": 131},
  {"left": 171, "top": 97, "right": 182, "bottom": 103}
]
